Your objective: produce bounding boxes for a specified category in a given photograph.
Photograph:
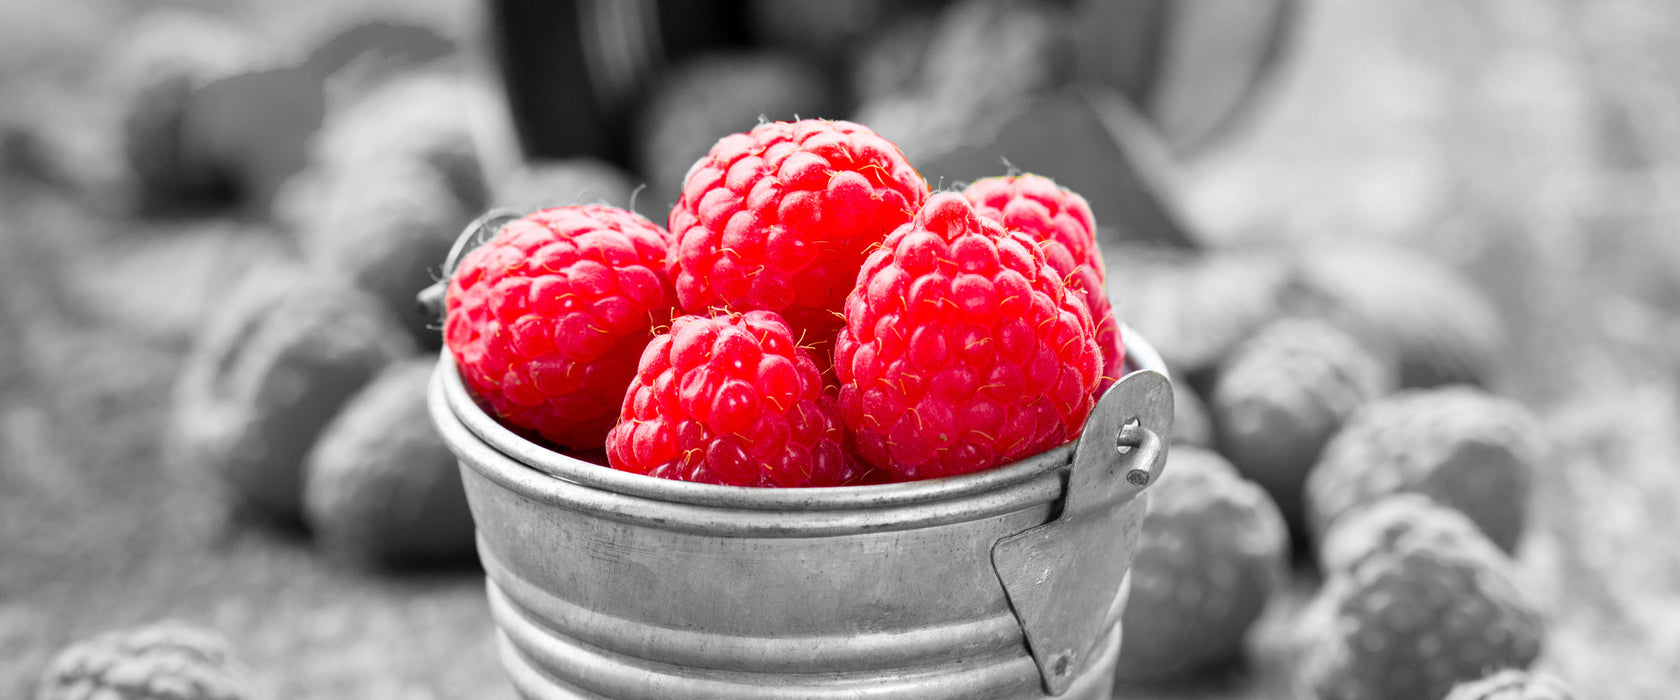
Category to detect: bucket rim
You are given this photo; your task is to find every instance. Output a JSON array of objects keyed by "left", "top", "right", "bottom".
[{"left": 434, "top": 325, "right": 1167, "bottom": 512}]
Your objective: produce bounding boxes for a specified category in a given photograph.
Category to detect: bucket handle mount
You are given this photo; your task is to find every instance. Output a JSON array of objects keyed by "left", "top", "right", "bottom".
[{"left": 991, "top": 369, "right": 1173, "bottom": 696}]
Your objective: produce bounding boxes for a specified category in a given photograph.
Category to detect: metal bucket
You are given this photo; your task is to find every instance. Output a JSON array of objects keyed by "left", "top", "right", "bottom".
[{"left": 425, "top": 215, "right": 1175, "bottom": 699}]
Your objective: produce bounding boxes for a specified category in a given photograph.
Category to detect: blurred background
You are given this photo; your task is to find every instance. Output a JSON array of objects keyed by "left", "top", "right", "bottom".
[{"left": 3, "top": 0, "right": 1679, "bottom": 697}]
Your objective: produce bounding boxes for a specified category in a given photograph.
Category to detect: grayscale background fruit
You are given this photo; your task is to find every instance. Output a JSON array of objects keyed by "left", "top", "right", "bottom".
[
  {"left": 1212, "top": 317, "right": 1395, "bottom": 535},
  {"left": 34, "top": 620, "right": 252, "bottom": 700},
  {"left": 169, "top": 268, "right": 414, "bottom": 521},
  {"left": 1114, "top": 446, "right": 1289, "bottom": 683},
  {"left": 1306, "top": 386, "right": 1545, "bottom": 554},
  {"left": 304, "top": 358, "right": 476, "bottom": 568},
  {"left": 633, "top": 51, "right": 835, "bottom": 216},
  {"left": 1300, "top": 495, "right": 1544, "bottom": 700}
]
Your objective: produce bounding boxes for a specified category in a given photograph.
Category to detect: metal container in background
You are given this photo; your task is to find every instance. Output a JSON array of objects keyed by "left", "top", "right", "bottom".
[{"left": 430, "top": 294, "right": 1174, "bottom": 698}]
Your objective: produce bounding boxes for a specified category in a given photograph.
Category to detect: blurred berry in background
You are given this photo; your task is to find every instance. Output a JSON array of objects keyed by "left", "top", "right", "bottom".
[
  {"left": 1212, "top": 317, "right": 1395, "bottom": 538},
  {"left": 1114, "top": 446, "right": 1289, "bottom": 684},
  {"left": 35, "top": 620, "right": 254, "bottom": 700}
]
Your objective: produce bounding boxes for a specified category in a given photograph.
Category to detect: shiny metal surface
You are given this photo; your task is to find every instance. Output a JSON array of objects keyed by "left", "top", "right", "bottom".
[
  {"left": 993, "top": 370, "right": 1172, "bottom": 694},
  {"left": 429, "top": 327, "right": 1172, "bottom": 698}
]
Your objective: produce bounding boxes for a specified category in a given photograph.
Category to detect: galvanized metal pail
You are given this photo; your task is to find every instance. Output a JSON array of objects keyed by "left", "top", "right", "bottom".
[{"left": 425, "top": 214, "right": 1175, "bottom": 699}]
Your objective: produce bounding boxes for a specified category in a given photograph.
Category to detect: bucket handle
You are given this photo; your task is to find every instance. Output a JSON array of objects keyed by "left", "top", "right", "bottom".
[
  {"left": 416, "top": 208, "right": 525, "bottom": 325},
  {"left": 991, "top": 369, "right": 1174, "bottom": 696}
]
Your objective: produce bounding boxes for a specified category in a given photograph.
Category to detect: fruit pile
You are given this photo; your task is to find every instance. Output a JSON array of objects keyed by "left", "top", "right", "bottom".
[
  {"left": 1104, "top": 239, "right": 1571, "bottom": 697},
  {"left": 156, "top": 16, "right": 556, "bottom": 570},
  {"left": 443, "top": 119, "right": 1122, "bottom": 487}
]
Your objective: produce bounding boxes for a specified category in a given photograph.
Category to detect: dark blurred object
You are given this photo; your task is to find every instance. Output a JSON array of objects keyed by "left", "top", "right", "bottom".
[
  {"left": 488, "top": 0, "right": 1298, "bottom": 198},
  {"left": 304, "top": 358, "right": 477, "bottom": 569},
  {"left": 1315, "top": 493, "right": 1493, "bottom": 578},
  {"left": 1305, "top": 386, "right": 1543, "bottom": 555},
  {"left": 1113, "top": 445, "right": 1288, "bottom": 683},
  {"left": 852, "top": 0, "right": 1072, "bottom": 165},
  {"left": 1211, "top": 317, "right": 1395, "bottom": 536},
  {"left": 169, "top": 268, "right": 413, "bottom": 523},
  {"left": 108, "top": 8, "right": 266, "bottom": 211},
  {"left": 747, "top": 0, "right": 959, "bottom": 76},
  {"left": 1108, "top": 244, "right": 1294, "bottom": 387},
  {"left": 1067, "top": 1, "right": 1164, "bottom": 113},
  {"left": 298, "top": 162, "right": 469, "bottom": 352},
  {"left": 914, "top": 88, "right": 1197, "bottom": 249},
  {"left": 111, "top": 7, "right": 330, "bottom": 215},
  {"left": 181, "top": 66, "right": 326, "bottom": 214},
  {"left": 1300, "top": 493, "right": 1543, "bottom": 700},
  {"left": 278, "top": 70, "right": 517, "bottom": 350},
  {"left": 1071, "top": 0, "right": 1298, "bottom": 154},
  {"left": 634, "top": 51, "right": 836, "bottom": 214},
  {"left": 488, "top": 0, "right": 750, "bottom": 167},
  {"left": 287, "top": 70, "right": 505, "bottom": 217},
  {"left": 35, "top": 620, "right": 252, "bottom": 700},
  {"left": 108, "top": 11, "right": 473, "bottom": 217},
  {"left": 29, "top": 11, "right": 458, "bottom": 216}
]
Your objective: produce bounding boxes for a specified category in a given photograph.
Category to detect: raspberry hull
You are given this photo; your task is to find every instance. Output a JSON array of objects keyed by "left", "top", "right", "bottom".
[
  {"left": 666, "top": 119, "right": 929, "bottom": 346},
  {"left": 965, "top": 174, "right": 1124, "bottom": 394},
  {"left": 835, "top": 192, "right": 1101, "bottom": 481},
  {"left": 606, "top": 311, "right": 864, "bottom": 487},
  {"left": 445, "top": 206, "right": 677, "bottom": 449}
]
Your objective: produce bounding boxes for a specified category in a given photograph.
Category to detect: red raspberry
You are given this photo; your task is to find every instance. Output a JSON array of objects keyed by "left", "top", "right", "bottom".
[
  {"left": 605, "top": 310, "right": 864, "bottom": 487},
  {"left": 964, "top": 174, "right": 1124, "bottom": 394},
  {"left": 666, "top": 119, "right": 929, "bottom": 349},
  {"left": 445, "top": 205, "right": 677, "bottom": 449},
  {"left": 835, "top": 192, "right": 1102, "bottom": 481}
]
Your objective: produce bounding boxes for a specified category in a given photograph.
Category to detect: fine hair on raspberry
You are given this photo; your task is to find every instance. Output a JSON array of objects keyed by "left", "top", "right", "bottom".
[
  {"left": 666, "top": 119, "right": 930, "bottom": 350},
  {"left": 835, "top": 192, "right": 1102, "bottom": 481},
  {"left": 606, "top": 310, "right": 864, "bottom": 487},
  {"left": 964, "top": 173, "right": 1124, "bottom": 395},
  {"left": 445, "top": 205, "right": 677, "bottom": 449}
]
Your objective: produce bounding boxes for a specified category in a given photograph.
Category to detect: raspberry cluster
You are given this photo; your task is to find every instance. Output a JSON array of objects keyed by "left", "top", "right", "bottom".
[{"left": 445, "top": 120, "right": 1122, "bottom": 487}]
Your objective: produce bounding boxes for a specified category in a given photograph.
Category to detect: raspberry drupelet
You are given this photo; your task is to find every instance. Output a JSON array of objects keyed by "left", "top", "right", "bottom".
[
  {"left": 964, "top": 173, "right": 1124, "bottom": 395},
  {"left": 445, "top": 206, "right": 678, "bottom": 449},
  {"left": 666, "top": 119, "right": 930, "bottom": 351},
  {"left": 835, "top": 192, "right": 1103, "bottom": 481},
  {"left": 606, "top": 310, "right": 865, "bottom": 487}
]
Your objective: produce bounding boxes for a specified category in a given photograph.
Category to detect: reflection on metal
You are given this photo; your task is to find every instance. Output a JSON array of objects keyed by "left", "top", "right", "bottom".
[{"left": 992, "top": 369, "right": 1172, "bottom": 695}]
